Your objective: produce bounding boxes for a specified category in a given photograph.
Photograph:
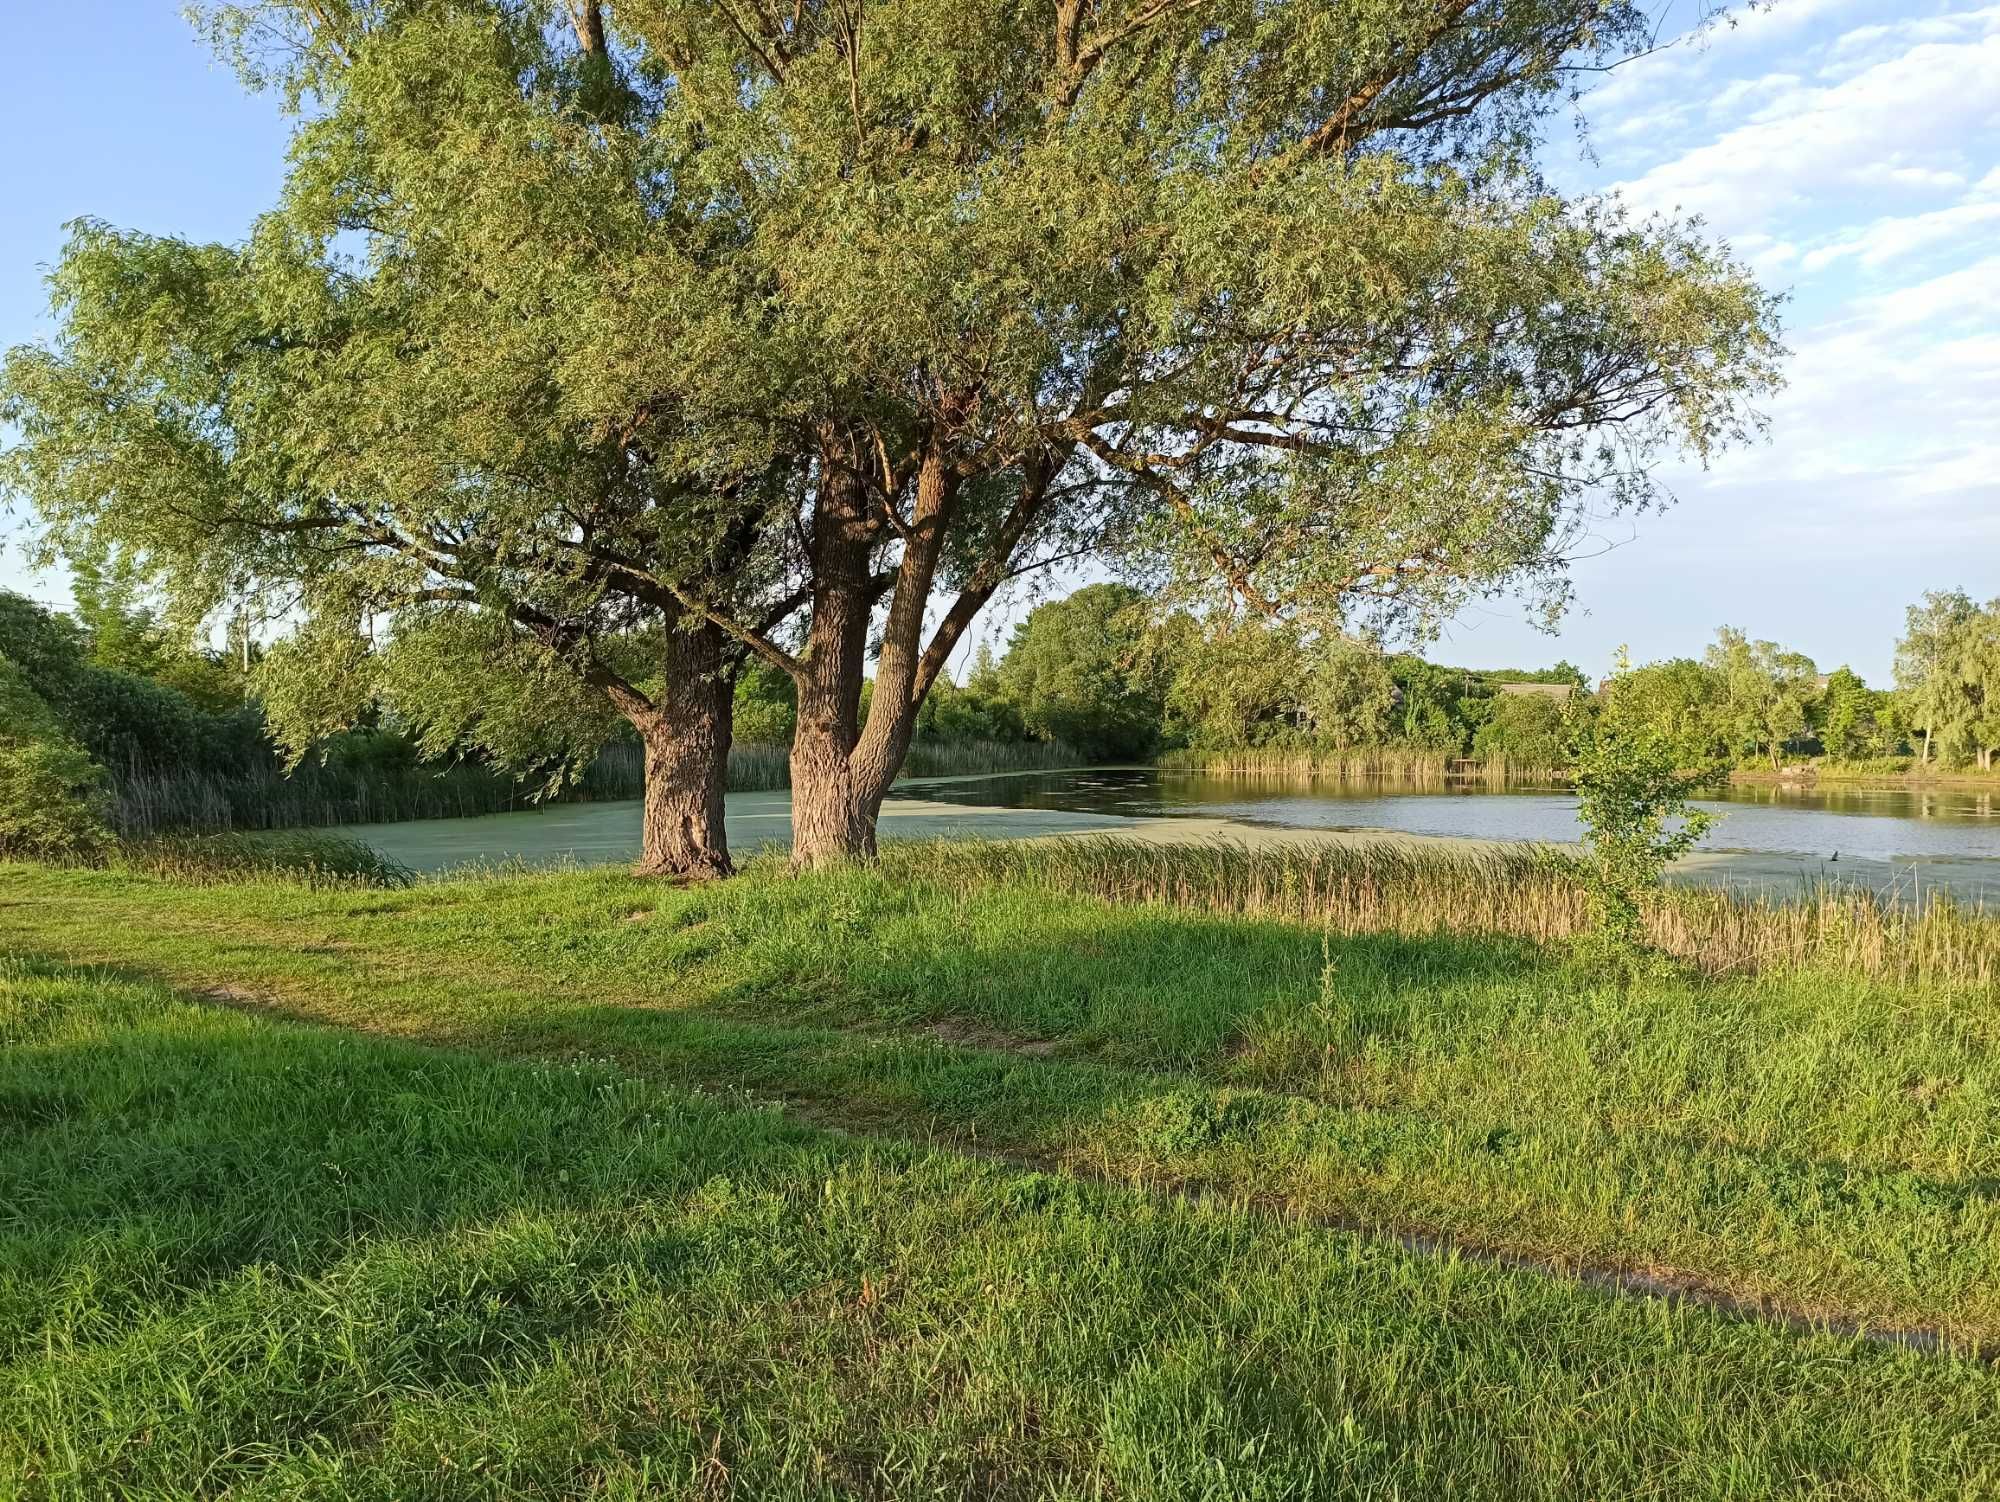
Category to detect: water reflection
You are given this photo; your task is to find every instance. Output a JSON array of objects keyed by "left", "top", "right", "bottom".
[{"left": 905, "top": 769, "right": 2000, "bottom": 863}]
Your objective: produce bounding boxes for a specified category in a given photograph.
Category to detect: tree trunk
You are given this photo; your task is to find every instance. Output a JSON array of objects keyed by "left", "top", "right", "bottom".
[
  {"left": 787, "top": 440, "right": 969, "bottom": 869},
  {"left": 632, "top": 618, "right": 735, "bottom": 880},
  {"left": 787, "top": 459, "right": 880, "bottom": 870}
]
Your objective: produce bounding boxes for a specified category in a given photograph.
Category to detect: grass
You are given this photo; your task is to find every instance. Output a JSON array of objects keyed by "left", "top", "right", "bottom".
[
  {"left": 107, "top": 738, "right": 1081, "bottom": 836},
  {"left": 6, "top": 845, "right": 2000, "bottom": 1350},
  {"left": 116, "top": 830, "right": 417, "bottom": 889},
  {"left": 879, "top": 836, "right": 2000, "bottom": 989},
  {"left": 5, "top": 950, "right": 2000, "bottom": 1499}
]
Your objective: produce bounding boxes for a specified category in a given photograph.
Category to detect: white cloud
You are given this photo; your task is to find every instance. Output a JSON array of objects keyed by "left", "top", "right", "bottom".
[
  {"left": 1611, "top": 33, "right": 2000, "bottom": 233},
  {"left": 1801, "top": 200, "right": 2000, "bottom": 271}
]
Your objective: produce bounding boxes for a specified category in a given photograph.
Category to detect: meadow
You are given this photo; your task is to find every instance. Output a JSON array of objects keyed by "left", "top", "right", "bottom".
[{"left": 4, "top": 841, "right": 2000, "bottom": 1497}]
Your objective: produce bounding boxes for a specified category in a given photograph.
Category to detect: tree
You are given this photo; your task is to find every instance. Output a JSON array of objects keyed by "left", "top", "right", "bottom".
[
  {"left": 7, "top": 0, "right": 1780, "bottom": 870},
  {"left": 1566, "top": 701, "right": 1714, "bottom": 956},
  {"left": 1960, "top": 602, "right": 2000, "bottom": 772},
  {"left": 1155, "top": 616, "right": 1313, "bottom": 750},
  {"left": 994, "top": 584, "right": 1159, "bottom": 760},
  {"left": 1705, "top": 628, "right": 1817, "bottom": 772},
  {"left": 1894, "top": 590, "right": 1980, "bottom": 768},
  {"left": 1816, "top": 666, "right": 1875, "bottom": 762},
  {"left": 1303, "top": 642, "right": 1399, "bottom": 750},
  {"left": 0, "top": 656, "right": 112, "bottom": 863},
  {"left": 1472, "top": 691, "right": 1572, "bottom": 766}
]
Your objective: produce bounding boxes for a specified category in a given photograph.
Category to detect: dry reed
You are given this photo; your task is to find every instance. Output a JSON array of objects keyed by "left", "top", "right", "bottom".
[{"left": 875, "top": 837, "right": 1999, "bottom": 991}]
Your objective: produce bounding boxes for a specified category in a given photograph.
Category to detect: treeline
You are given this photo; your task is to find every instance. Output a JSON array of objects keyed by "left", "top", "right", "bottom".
[
  {"left": 930, "top": 583, "right": 2000, "bottom": 777},
  {"left": 0, "top": 580, "right": 1075, "bottom": 849}
]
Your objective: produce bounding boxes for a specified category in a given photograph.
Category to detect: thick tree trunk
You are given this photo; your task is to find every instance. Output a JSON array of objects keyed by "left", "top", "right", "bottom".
[
  {"left": 632, "top": 618, "right": 734, "bottom": 880},
  {"left": 787, "top": 460, "right": 880, "bottom": 870},
  {"left": 783, "top": 431, "right": 1040, "bottom": 869}
]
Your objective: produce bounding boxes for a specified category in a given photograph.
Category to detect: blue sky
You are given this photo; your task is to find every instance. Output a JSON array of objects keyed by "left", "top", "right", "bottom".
[{"left": 3, "top": 1, "right": 1995, "bottom": 683}]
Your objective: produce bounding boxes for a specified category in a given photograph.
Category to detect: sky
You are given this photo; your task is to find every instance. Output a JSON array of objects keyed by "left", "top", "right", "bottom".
[{"left": 2, "top": 1, "right": 1995, "bottom": 684}]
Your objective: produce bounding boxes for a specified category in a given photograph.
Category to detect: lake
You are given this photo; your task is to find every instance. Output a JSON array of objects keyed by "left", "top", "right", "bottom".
[
  {"left": 901, "top": 769, "right": 2000, "bottom": 864},
  {"left": 338, "top": 766, "right": 2000, "bottom": 902}
]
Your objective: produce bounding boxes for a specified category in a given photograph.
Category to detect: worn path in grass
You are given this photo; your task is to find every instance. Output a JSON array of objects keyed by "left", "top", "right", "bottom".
[
  {"left": 335, "top": 777, "right": 2000, "bottom": 902},
  {"left": 7, "top": 954, "right": 1999, "bottom": 1497},
  {"left": 6, "top": 861, "right": 2000, "bottom": 1358}
]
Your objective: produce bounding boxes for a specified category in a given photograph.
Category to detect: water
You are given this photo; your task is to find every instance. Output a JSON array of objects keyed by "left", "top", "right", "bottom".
[{"left": 900, "top": 769, "right": 2000, "bottom": 864}]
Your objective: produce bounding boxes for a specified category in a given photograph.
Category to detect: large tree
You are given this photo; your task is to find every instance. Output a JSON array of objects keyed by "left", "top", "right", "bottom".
[{"left": 5, "top": 0, "right": 1781, "bottom": 869}]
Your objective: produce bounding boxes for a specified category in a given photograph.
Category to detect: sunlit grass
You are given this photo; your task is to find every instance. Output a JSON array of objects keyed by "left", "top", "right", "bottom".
[{"left": 4, "top": 954, "right": 1997, "bottom": 1498}]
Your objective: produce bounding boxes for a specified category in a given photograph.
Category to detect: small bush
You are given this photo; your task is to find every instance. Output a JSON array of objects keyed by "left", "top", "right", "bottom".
[
  {"left": 0, "top": 737, "right": 114, "bottom": 863},
  {"left": 1568, "top": 708, "right": 1717, "bottom": 956},
  {"left": 119, "top": 831, "right": 415, "bottom": 889}
]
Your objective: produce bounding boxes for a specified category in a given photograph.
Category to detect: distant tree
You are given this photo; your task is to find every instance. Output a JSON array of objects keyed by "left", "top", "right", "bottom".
[
  {"left": 732, "top": 661, "right": 799, "bottom": 748},
  {"left": 1154, "top": 617, "right": 1311, "bottom": 750},
  {"left": 1895, "top": 591, "right": 1981, "bottom": 768},
  {"left": 997, "top": 585, "right": 1160, "bottom": 761},
  {"left": 1961, "top": 602, "right": 2000, "bottom": 771},
  {"left": 1472, "top": 691, "right": 1571, "bottom": 766},
  {"left": 0, "top": 656, "right": 112, "bottom": 862},
  {"left": 1705, "top": 628, "right": 1817, "bottom": 772},
  {"left": 1390, "top": 658, "right": 1474, "bottom": 752},
  {"left": 1303, "top": 643, "right": 1399, "bottom": 750},
  {"left": 1816, "top": 666, "right": 1875, "bottom": 761}
]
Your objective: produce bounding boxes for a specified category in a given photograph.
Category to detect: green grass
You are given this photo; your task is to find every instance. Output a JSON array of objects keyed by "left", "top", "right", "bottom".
[
  {"left": 4, "top": 952, "right": 1999, "bottom": 1499},
  {"left": 5, "top": 850, "right": 2000, "bottom": 1355}
]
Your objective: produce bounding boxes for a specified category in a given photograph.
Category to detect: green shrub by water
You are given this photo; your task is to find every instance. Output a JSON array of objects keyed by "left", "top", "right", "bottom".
[{"left": 118, "top": 831, "right": 415, "bottom": 888}]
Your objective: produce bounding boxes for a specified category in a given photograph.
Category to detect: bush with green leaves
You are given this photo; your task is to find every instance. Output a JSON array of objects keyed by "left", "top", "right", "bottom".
[
  {"left": 1566, "top": 706, "right": 1716, "bottom": 954},
  {"left": 0, "top": 657, "right": 113, "bottom": 863}
]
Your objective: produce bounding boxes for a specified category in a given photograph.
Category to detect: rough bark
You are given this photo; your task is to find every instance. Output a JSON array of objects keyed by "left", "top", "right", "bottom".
[
  {"left": 787, "top": 459, "right": 880, "bottom": 870},
  {"left": 631, "top": 616, "right": 735, "bottom": 880},
  {"left": 784, "top": 436, "right": 1047, "bottom": 868}
]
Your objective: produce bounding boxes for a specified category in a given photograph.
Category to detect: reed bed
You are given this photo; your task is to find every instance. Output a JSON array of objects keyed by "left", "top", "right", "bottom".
[
  {"left": 875, "top": 836, "right": 2000, "bottom": 990},
  {"left": 106, "top": 737, "right": 1075, "bottom": 836},
  {"left": 117, "top": 831, "right": 416, "bottom": 889},
  {"left": 1155, "top": 746, "right": 1570, "bottom": 787}
]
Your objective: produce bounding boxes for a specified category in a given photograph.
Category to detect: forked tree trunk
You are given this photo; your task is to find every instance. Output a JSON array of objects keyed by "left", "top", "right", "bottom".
[
  {"left": 632, "top": 618, "right": 735, "bottom": 880},
  {"left": 787, "top": 461, "right": 881, "bottom": 870},
  {"left": 786, "top": 444, "right": 963, "bottom": 870}
]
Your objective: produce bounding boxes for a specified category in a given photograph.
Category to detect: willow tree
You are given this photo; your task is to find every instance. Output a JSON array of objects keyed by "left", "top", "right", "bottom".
[
  {"left": 1, "top": 1, "right": 807, "bottom": 877},
  {"left": 0, "top": 213, "right": 790, "bottom": 877},
  {"left": 623, "top": 0, "right": 1783, "bottom": 863},
  {"left": 7, "top": 0, "right": 1780, "bottom": 870}
]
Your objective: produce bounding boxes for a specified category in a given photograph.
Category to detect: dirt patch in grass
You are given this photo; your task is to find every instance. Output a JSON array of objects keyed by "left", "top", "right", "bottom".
[{"left": 926, "top": 1018, "right": 1062, "bottom": 1058}]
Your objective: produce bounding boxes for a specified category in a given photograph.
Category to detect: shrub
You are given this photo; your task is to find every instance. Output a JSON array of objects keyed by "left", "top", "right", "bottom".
[
  {"left": 1567, "top": 707, "right": 1717, "bottom": 954},
  {"left": 119, "top": 831, "right": 415, "bottom": 888},
  {"left": 0, "top": 657, "right": 113, "bottom": 863}
]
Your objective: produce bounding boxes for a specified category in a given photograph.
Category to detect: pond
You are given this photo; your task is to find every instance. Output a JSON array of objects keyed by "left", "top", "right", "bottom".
[
  {"left": 899, "top": 769, "right": 2000, "bottom": 864},
  {"left": 336, "top": 765, "right": 2000, "bottom": 902}
]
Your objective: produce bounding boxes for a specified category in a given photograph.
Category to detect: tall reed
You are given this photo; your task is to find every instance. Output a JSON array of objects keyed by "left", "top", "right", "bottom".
[
  {"left": 875, "top": 836, "right": 1999, "bottom": 991},
  {"left": 1155, "top": 747, "right": 1571, "bottom": 787},
  {"left": 107, "top": 736, "right": 1081, "bottom": 835}
]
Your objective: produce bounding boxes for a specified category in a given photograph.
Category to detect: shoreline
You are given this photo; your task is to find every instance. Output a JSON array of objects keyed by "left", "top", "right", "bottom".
[{"left": 334, "top": 788, "right": 2000, "bottom": 904}]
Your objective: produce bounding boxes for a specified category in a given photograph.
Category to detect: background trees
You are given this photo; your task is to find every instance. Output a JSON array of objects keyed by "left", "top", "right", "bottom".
[
  {"left": 993, "top": 585, "right": 1162, "bottom": 762},
  {"left": 1706, "top": 628, "right": 1819, "bottom": 773}
]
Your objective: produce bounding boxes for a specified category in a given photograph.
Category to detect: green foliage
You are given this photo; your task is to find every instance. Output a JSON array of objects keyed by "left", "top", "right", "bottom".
[
  {"left": 119, "top": 830, "right": 415, "bottom": 888},
  {"left": 0, "top": 658, "right": 113, "bottom": 863},
  {"left": 1893, "top": 590, "right": 2000, "bottom": 770},
  {"left": 1567, "top": 704, "right": 1716, "bottom": 954},
  {"left": 1471, "top": 690, "right": 1573, "bottom": 766},
  {"left": 733, "top": 660, "right": 798, "bottom": 747},
  {"left": 1706, "top": 627, "right": 1818, "bottom": 772},
  {"left": 995, "top": 584, "right": 1161, "bottom": 760}
]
